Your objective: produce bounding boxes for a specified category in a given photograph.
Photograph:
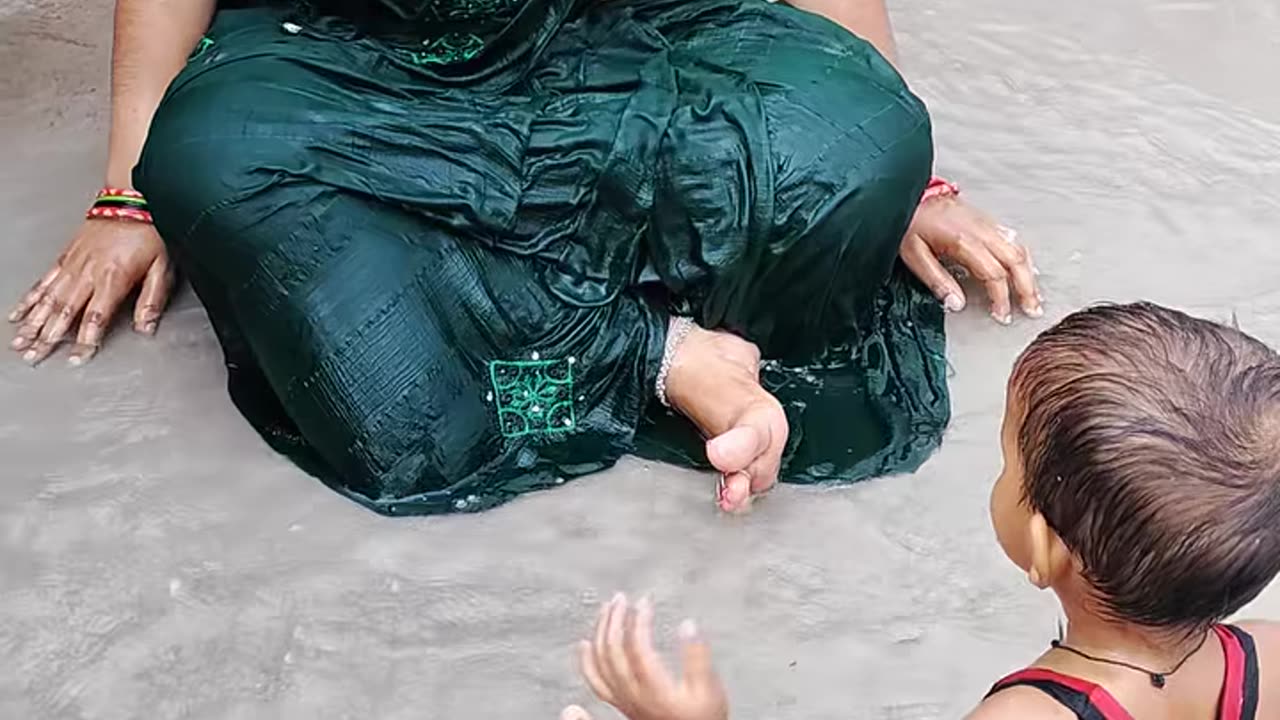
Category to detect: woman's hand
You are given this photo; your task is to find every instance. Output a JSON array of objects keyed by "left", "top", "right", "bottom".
[
  {"left": 563, "top": 595, "right": 729, "bottom": 720},
  {"left": 9, "top": 219, "right": 173, "bottom": 366},
  {"left": 900, "top": 195, "right": 1042, "bottom": 324}
]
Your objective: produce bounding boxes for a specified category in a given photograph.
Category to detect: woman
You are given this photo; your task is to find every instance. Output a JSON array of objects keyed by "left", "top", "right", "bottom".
[{"left": 8, "top": 0, "right": 1039, "bottom": 515}]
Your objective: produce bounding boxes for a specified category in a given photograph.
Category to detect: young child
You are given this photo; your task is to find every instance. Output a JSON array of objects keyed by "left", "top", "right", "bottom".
[{"left": 560, "top": 303, "right": 1280, "bottom": 720}]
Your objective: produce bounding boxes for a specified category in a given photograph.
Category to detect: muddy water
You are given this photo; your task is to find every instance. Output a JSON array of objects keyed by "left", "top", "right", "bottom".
[{"left": 1, "top": 0, "right": 1278, "bottom": 718}]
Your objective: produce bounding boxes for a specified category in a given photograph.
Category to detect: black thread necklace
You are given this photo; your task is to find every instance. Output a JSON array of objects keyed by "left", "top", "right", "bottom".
[{"left": 1049, "top": 629, "right": 1209, "bottom": 689}]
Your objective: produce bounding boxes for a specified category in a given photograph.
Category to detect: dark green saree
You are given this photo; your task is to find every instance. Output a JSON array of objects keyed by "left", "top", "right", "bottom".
[{"left": 135, "top": 0, "right": 950, "bottom": 515}]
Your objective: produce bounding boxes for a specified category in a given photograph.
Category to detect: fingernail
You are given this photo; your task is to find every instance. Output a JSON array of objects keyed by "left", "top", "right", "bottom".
[
  {"left": 22, "top": 349, "right": 37, "bottom": 363},
  {"left": 1024, "top": 304, "right": 1044, "bottom": 319},
  {"left": 10, "top": 336, "right": 24, "bottom": 349},
  {"left": 612, "top": 592, "right": 626, "bottom": 605},
  {"left": 143, "top": 322, "right": 157, "bottom": 335},
  {"left": 678, "top": 619, "right": 699, "bottom": 640},
  {"left": 1032, "top": 265, "right": 1042, "bottom": 277},
  {"left": 992, "top": 313, "right": 1012, "bottom": 326},
  {"left": 943, "top": 294, "right": 965, "bottom": 313},
  {"left": 7, "top": 311, "right": 18, "bottom": 322},
  {"left": 68, "top": 355, "right": 83, "bottom": 367}
]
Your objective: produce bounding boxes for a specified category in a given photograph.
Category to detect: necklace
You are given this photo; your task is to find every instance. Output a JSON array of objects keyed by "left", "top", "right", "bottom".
[{"left": 1049, "top": 632, "right": 1209, "bottom": 689}]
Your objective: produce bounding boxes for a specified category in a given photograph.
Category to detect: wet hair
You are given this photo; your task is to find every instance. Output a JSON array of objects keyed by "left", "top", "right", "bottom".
[{"left": 1010, "top": 302, "right": 1280, "bottom": 631}]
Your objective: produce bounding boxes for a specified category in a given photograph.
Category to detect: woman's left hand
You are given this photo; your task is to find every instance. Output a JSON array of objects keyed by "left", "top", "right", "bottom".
[{"left": 899, "top": 194, "right": 1042, "bottom": 325}]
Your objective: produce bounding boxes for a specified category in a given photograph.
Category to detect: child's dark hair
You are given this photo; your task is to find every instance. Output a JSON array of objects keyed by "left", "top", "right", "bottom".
[{"left": 1010, "top": 302, "right": 1280, "bottom": 631}]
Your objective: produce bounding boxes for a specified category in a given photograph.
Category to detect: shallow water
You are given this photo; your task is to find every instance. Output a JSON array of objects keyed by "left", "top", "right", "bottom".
[{"left": 2, "top": 0, "right": 1278, "bottom": 718}]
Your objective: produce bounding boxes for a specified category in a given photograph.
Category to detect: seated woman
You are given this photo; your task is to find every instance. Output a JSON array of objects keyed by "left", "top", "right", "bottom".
[{"left": 8, "top": 0, "right": 1039, "bottom": 515}]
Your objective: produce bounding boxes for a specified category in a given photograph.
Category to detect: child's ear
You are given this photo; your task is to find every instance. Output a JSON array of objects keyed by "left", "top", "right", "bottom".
[{"left": 1026, "top": 512, "right": 1068, "bottom": 589}]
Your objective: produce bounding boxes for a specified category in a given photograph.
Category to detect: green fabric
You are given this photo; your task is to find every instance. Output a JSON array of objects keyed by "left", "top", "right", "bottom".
[{"left": 136, "top": 0, "right": 950, "bottom": 515}]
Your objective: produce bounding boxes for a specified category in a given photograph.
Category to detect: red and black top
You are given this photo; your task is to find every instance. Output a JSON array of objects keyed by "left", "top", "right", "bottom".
[{"left": 985, "top": 625, "right": 1259, "bottom": 720}]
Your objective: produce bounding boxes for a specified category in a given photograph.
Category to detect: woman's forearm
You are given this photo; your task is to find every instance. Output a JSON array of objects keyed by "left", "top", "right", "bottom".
[
  {"left": 105, "top": 0, "right": 216, "bottom": 188},
  {"left": 787, "top": 0, "right": 898, "bottom": 67}
]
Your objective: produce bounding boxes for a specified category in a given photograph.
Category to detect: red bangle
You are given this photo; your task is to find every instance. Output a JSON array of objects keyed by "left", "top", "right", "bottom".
[
  {"left": 920, "top": 176, "right": 959, "bottom": 205},
  {"left": 87, "top": 205, "right": 154, "bottom": 223},
  {"left": 98, "top": 187, "right": 145, "bottom": 200},
  {"left": 87, "top": 187, "right": 153, "bottom": 224}
]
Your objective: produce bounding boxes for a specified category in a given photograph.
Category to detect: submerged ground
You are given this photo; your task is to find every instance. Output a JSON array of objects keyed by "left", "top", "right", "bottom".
[{"left": 2, "top": 0, "right": 1279, "bottom": 717}]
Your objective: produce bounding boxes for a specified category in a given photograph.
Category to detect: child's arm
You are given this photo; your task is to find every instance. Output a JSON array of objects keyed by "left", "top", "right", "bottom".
[
  {"left": 563, "top": 596, "right": 1073, "bottom": 720},
  {"left": 563, "top": 595, "right": 728, "bottom": 720}
]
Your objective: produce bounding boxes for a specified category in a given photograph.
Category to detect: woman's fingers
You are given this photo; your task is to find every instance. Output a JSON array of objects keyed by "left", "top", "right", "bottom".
[
  {"left": 133, "top": 256, "right": 174, "bottom": 335},
  {"left": 899, "top": 234, "right": 966, "bottom": 312},
  {"left": 987, "top": 226, "right": 1041, "bottom": 317},
  {"left": 944, "top": 231, "right": 1014, "bottom": 324},
  {"left": 38, "top": 278, "right": 92, "bottom": 346},
  {"left": 21, "top": 274, "right": 89, "bottom": 366},
  {"left": 12, "top": 272, "right": 75, "bottom": 353},
  {"left": 69, "top": 268, "right": 129, "bottom": 367},
  {"left": 9, "top": 264, "right": 62, "bottom": 324}
]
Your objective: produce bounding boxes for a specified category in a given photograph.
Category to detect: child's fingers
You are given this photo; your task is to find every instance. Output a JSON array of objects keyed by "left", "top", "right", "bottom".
[
  {"left": 561, "top": 705, "right": 593, "bottom": 720},
  {"left": 677, "top": 619, "right": 717, "bottom": 689},
  {"left": 603, "top": 595, "right": 635, "bottom": 688},
  {"left": 623, "top": 597, "right": 675, "bottom": 693},
  {"left": 592, "top": 597, "right": 615, "bottom": 682},
  {"left": 578, "top": 640, "right": 617, "bottom": 704}
]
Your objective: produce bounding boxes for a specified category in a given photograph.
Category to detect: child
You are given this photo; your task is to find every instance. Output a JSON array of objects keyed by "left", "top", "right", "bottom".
[{"left": 561, "top": 303, "right": 1280, "bottom": 720}]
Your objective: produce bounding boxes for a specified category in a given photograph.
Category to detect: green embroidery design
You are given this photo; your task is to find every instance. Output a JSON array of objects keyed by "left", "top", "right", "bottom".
[
  {"left": 397, "top": 0, "right": 522, "bottom": 66},
  {"left": 403, "top": 33, "right": 488, "bottom": 66},
  {"left": 189, "top": 36, "right": 215, "bottom": 61},
  {"left": 489, "top": 356, "right": 577, "bottom": 438}
]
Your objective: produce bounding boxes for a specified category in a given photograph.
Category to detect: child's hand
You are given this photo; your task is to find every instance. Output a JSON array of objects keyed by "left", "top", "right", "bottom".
[{"left": 564, "top": 594, "right": 729, "bottom": 720}]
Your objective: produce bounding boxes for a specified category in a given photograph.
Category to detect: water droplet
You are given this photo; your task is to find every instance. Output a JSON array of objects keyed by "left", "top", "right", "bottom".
[
  {"left": 531, "top": 351, "right": 541, "bottom": 360},
  {"left": 485, "top": 391, "right": 494, "bottom": 402},
  {"left": 283, "top": 651, "right": 294, "bottom": 664},
  {"left": 532, "top": 405, "right": 542, "bottom": 414},
  {"left": 563, "top": 418, "right": 572, "bottom": 427},
  {"left": 454, "top": 498, "right": 468, "bottom": 510},
  {"left": 281, "top": 22, "right": 303, "bottom": 34},
  {"left": 554, "top": 477, "right": 566, "bottom": 485},
  {"left": 168, "top": 578, "right": 181, "bottom": 597},
  {"left": 567, "top": 357, "right": 576, "bottom": 365}
]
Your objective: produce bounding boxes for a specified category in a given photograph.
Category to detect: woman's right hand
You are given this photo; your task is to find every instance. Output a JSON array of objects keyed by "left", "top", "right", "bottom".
[{"left": 9, "top": 218, "right": 173, "bottom": 366}]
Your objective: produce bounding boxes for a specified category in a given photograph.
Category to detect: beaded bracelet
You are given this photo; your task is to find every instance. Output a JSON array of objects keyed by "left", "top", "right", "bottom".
[
  {"left": 86, "top": 187, "right": 153, "bottom": 224},
  {"left": 920, "top": 176, "right": 959, "bottom": 205}
]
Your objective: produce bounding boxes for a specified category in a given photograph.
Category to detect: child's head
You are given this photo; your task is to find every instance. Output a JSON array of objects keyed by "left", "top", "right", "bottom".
[{"left": 990, "top": 302, "right": 1280, "bottom": 632}]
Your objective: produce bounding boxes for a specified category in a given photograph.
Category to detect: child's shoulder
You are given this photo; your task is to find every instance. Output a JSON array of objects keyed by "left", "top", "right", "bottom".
[{"left": 965, "top": 684, "right": 1078, "bottom": 720}]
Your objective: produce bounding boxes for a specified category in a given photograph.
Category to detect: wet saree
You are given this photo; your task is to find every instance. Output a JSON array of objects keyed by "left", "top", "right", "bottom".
[{"left": 134, "top": 0, "right": 950, "bottom": 515}]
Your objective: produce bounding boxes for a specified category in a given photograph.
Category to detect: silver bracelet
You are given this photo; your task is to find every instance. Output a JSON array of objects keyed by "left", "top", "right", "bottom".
[{"left": 656, "top": 316, "right": 695, "bottom": 407}]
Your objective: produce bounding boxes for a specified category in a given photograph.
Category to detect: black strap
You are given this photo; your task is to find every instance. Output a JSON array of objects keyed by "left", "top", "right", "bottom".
[{"left": 1220, "top": 625, "right": 1260, "bottom": 720}]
